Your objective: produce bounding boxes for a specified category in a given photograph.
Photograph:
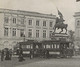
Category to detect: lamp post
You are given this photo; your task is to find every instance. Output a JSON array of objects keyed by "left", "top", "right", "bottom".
[{"left": 23, "top": 34, "right": 25, "bottom": 42}]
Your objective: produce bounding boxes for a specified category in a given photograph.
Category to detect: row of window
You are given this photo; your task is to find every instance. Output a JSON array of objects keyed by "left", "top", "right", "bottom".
[
  {"left": 4, "top": 17, "right": 53, "bottom": 27},
  {"left": 28, "top": 29, "right": 52, "bottom": 38},
  {"left": 20, "top": 44, "right": 72, "bottom": 49},
  {"left": 43, "top": 44, "right": 59, "bottom": 49},
  {"left": 4, "top": 17, "right": 17, "bottom": 24},
  {"left": 21, "top": 44, "right": 60, "bottom": 49},
  {"left": 4, "top": 28, "right": 53, "bottom": 38},
  {"left": 22, "top": 45, "right": 31, "bottom": 49},
  {"left": 4, "top": 28, "right": 24, "bottom": 37},
  {"left": 28, "top": 19, "right": 53, "bottom": 27}
]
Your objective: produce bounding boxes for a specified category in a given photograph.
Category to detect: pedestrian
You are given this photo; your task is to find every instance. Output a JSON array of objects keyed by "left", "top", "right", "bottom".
[
  {"left": 45, "top": 50, "right": 49, "bottom": 58},
  {"left": 18, "top": 46, "right": 25, "bottom": 62},
  {"left": 16, "top": 48, "right": 19, "bottom": 55},
  {"left": 30, "top": 50, "right": 33, "bottom": 59},
  {"left": 9, "top": 49, "right": 12, "bottom": 60},
  {"left": 5, "top": 49, "right": 10, "bottom": 60},
  {"left": 1, "top": 49, "right": 4, "bottom": 61}
]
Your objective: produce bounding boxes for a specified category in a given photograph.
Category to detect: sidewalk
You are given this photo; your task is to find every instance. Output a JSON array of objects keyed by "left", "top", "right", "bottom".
[{"left": 72, "top": 55, "right": 80, "bottom": 58}]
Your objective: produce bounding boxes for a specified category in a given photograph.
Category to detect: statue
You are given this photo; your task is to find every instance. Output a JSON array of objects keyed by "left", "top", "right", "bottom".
[{"left": 53, "top": 10, "right": 68, "bottom": 34}]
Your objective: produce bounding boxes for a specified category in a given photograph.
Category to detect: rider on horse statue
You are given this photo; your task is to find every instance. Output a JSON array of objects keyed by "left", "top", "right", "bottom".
[{"left": 53, "top": 10, "right": 68, "bottom": 34}]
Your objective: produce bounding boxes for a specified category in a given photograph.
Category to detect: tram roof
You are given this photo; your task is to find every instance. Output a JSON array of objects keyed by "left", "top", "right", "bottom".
[
  {"left": 19, "top": 40, "right": 72, "bottom": 45},
  {"left": 41, "top": 40, "right": 72, "bottom": 44},
  {"left": 19, "top": 40, "right": 41, "bottom": 45}
]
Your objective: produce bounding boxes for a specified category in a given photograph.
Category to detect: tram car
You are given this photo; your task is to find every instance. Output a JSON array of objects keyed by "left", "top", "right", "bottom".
[
  {"left": 17, "top": 40, "right": 74, "bottom": 58},
  {"left": 17, "top": 40, "right": 42, "bottom": 57},
  {"left": 41, "top": 40, "right": 74, "bottom": 58}
]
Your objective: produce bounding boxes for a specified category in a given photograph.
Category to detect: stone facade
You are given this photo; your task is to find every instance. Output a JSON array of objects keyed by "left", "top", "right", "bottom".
[
  {"left": 74, "top": 12, "right": 80, "bottom": 47},
  {"left": 0, "top": 8, "right": 56, "bottom": 49}
]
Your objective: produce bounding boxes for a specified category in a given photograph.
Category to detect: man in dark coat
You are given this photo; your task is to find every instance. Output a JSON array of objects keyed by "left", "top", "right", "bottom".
[
  {"left": 9, "top": 49, "right": 12, "bottom": 60},
  {"left": 30, "top": 50, "right": 34, "bottom": 59},
  {"left": 1, "top": 49, "right": 4, "bottom": 61},
  {"left": 5, "top": 49, "right": 10, "bottom": 60},
  {"left": 18, "top": 47, "right": 25, "bottom": 62}
]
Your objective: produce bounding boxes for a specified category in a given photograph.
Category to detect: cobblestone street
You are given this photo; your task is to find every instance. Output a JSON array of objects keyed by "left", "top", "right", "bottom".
[{"left": 0, "top": 56, "right": 80, "bottom": 67}]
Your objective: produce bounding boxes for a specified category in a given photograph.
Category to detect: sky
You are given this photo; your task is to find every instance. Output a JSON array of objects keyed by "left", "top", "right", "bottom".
[{"left": 0, "top": 0, "right": 80, "bottom": 31}]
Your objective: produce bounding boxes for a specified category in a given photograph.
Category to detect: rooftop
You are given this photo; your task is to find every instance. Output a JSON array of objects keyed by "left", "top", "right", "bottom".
[{"left": 0, "top": 8, "right": 56, "bottom": 19}]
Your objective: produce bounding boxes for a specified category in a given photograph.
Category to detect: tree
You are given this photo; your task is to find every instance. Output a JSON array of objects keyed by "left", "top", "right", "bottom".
[{"left": 68, "top": 30, "right": 74, "bottom": 42}]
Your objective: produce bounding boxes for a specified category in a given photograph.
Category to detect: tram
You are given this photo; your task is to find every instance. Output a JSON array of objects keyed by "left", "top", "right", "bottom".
[
  {"left": 41, "top": 40, "right": 74, "bottom": 58},
  {"left": 17, "top": 40, "right": 42, "bottom": 57},
  {"left": 17, "top": 40, "right": 74, "bottom": 58}
]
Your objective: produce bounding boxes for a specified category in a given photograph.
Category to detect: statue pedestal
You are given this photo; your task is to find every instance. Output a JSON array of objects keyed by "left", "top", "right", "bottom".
[{"left": 51, "top": 33, "right": 69, "bottom": 41}]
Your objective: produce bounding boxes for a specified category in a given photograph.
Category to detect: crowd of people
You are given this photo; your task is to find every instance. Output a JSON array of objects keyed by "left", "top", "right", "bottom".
[
  {"left": 0, "top": 46, "right": 49, "bottom": 62},
  {"left": 0, "top": 46, "right": 25, "bottom": 62},
  {"left": 0, "top": 48, "right": 12, "bottom": 61}
]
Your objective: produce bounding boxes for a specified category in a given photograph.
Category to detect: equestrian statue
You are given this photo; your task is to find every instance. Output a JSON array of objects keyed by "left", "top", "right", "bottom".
[{"left": 53, "top": 10, "right": 68, "bottom": 34}]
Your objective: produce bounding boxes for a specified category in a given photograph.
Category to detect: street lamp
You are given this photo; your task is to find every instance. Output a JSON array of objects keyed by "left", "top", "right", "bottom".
[{"left": 23, "top": 34, "right": 25, "bottom": 42}]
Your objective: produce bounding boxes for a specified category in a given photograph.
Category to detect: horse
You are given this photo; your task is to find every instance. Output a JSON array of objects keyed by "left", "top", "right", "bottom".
[{"left": 53, "top": 23, "right": 68, "bottom": 34}]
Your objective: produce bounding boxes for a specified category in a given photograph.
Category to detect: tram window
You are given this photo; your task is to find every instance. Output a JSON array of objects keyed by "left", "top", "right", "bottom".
[
  {"left": 53, "top": 44, "right": 54, "bottom": 48},
  {"left": 49, "top": 45, "right": 50, "bottom": 48},
  {"left": 46, "top": 44, "right": 50, "bottom": 48},
  {"left": 64, "top": 44, "right": 67, "bottom": 48},
  {"left": 22, "top": 45, "right": 24, "bottom": 48},
  {"left": 57, "top": 44, "right": 59, "bottom": 48},
  {"left": 54, "top": 44, "right": 56, "bottom": 48},
  {"left": 22, "top": 45, "right": 26, "bottom": 48},
  {"left": 26, "top": 45, "right": 27, "bottom": 48},
  {"left": 31, "top": 44, "right": 33, "bottom": 49},
  {"left": 43, "top": 45, "right": 46, "bottom": 48},
  {"left": 50, "top": 44, "right": 52, "bottom": 48},
  {"left": 52, "top": 44, "right": 53, "bottom": 48},
  {"left": 36, "top": 45, "right": 38, "bottom": 48},
  {"left": 46, "top": 45, "right": 48, "bottom": 48},
  {"left": 31, "top": 46, "right": 33, "bottom": 49},
  {"left": 26, "top": 45, "right": 30, "bottom": 48},
  {"left": 28, "top": 45, "right": 30, "bottom": 48},
  {"left": 64, "top": 44, "right": 65, "bottom": 48}
]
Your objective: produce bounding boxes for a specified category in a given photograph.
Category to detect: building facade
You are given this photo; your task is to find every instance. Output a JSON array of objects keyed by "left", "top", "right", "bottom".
[
  {"left": 74, "top": 12, "right": 80, "bottom": 47},
  {"left": 0, "top": 9, "right": 56, "bottom": 49}
]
